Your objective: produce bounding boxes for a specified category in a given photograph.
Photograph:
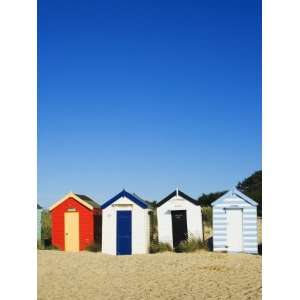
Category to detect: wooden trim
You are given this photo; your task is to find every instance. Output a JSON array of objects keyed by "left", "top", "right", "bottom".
[{"left": 49, "top": 192, "right": 94, "bottom": 211}]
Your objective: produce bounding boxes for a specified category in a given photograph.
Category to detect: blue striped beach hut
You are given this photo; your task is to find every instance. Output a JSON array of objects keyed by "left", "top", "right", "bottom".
[{"left": 211, "top": 188, "right": 258, "bottom": 254}]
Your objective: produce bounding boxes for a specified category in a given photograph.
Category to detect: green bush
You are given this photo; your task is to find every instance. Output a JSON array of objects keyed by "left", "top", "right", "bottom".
[
  {"left": 149, "top": 208, "right": 158, "bottom": 245},
  {"left": 202, "top": 207, "right": 212, "bottom": 226},
  {"left": 149, "top": 241, "right": 172, "bottom": 253},
  {"left": 37, "top": 240, "right": 44, "bottom": 250},
  {"left": 85, "top": 243, "right": 101, "bottom": 252},
  {"left": 176, "top": 236, "right": 206, "bottom": 253},
  {"left": 37, "top": 240, "right": 59, "bottom": 250},
  {"left": 45, "top": 244, "right": 59, "bottom": 250},
  {"left": 41, "top": 210, "right": 52, "bottom": 241}
]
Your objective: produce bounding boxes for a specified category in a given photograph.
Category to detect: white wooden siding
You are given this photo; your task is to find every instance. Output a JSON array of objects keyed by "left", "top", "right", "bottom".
[
  {"left": 157, "top": 196, "right": 203, "bottom": 248},
  {"left": 102, "top": 196, "right": 150, "bottom": 255}
]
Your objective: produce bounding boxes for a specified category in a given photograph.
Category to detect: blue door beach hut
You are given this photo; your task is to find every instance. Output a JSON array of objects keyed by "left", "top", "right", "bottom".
[
  {"left": 211, "top": 188, "right": 258, "bottom": 254},
  {"left": 101, "top": 190, "right": 151, "bottom": 255}
]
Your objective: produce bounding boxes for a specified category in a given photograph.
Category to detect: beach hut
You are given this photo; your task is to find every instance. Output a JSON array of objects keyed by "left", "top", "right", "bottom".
[
  {"left": 157, "top": 189, "right": 203, "bottom": 249},
  {"left": 49, "top": 192, "right": 101, "bottom": 252},
  {"left": 102, "top": 190, "right": 150, "bottom": 255},
  {"left": 37, "top": 204, "right": 43, "bottom": 241},
  {"left": 211, "top": 188, "right": 258, "bottom": 254}
]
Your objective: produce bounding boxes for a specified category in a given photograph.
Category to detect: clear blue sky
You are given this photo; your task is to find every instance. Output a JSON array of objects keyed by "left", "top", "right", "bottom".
[{"left": 38, "top": 0, "right": 261, "bottom": 207}]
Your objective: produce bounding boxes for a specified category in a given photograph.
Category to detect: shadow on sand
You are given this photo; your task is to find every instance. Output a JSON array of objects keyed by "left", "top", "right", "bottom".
[
  {"left": 205, "top": 237, "right": 213, "bottom": 251},
  {"left": 258, "top": 243, "right": 262, "bottom": 255},
  {"left": 205, "top": 237, "right": 262, "bottom": 256}
]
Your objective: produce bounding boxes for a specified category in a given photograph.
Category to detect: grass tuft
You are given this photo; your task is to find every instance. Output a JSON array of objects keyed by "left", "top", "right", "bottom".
[
  {"left": 149, "top": 241, "right": 172, "bottom": 253},
  {"left": 85, "top": 243, "right": 101, "bottom": 252},
  {"left": 175, "top": 236, "right": 207, "bottom": 253}
]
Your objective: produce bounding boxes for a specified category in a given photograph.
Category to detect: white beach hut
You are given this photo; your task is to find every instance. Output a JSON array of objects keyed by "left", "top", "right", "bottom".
[
  {"left": 101, "top": 190, "right": 151, "bottom": 255},
  {"left": 211, "top": 188, "right": 258, "bottom": 254},
  {"left": 157, "top": 189, "right": 203, "bottom": 249}
]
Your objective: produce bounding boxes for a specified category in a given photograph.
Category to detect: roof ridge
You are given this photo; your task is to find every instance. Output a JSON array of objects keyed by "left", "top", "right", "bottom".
[
  {"left": 211, "top": 188, "right": 258, "bottom": 206},
  {"left": 102, "top": 190, "right": 149, "bottom": 209},
  {"left": 157, "top": 189, "right": 200, "bottom": 207},
  {"left": 71, "top": 193, "right": 101, "bottom": 209}
]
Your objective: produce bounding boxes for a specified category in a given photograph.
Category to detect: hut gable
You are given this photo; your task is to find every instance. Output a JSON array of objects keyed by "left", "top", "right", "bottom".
[
  {"left": 101, "top": 189, "right": 148, "bottom": 209},
  {"left": 157, "top": 189, "right": 200, "bottom": 207},
  {"left": 212, "top": 188, "right": 258, "bottom": 207},
  {"left": 49, "top": 192, "right": 100, "bottom": 211}
]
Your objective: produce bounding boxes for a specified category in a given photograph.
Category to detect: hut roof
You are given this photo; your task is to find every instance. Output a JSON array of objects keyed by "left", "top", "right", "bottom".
[
  {"left": 74, "top": 194, "right": 101, "bottom": 208},
  {"left": 157, "top": 189, "right": 200, "bottom": 207},
  {"left": 102, "top": 190, "right": 149, "bottom": 209},
  {"left": 211, "top": 188, "right": 258, "bottom": 207},
  {"left": 49, "top": 192, "right": 100, "bottom": 211}
]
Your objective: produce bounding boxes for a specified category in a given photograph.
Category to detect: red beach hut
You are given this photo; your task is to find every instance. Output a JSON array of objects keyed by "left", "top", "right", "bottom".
[{"left": 49, "top": 192, "right": 101, "bottom": 251}]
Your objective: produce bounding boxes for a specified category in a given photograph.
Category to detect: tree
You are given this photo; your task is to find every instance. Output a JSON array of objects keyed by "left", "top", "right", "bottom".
[
  {"left": 198, "top": 191, "right": 227, "bottom": 207},
  {"left": 198, "top": 170, "right": 262, "bottom": 216},
  {"left": 237, "top": 170, "right": 262, "bottom": 216},
  {"left": 41, "top": 210, "right": 52, "bottom": 241}
]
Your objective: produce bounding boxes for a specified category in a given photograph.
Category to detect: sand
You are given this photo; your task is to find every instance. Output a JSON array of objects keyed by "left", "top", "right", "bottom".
[{"left": 38, "top": 250, "right": 261, "bottom": 300}]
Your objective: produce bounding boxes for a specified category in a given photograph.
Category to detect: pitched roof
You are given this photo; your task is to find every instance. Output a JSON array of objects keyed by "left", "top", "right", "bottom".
[
  {"left": 157, "top": 189, "right": 200, "bottom": 207},
  {"left": 37, "top": 204, "right": 43, "bottom": 209},
  {"left": 133, "top": 193, "right": 155, "bottom": 207},
  {"left": 49, "top": 192, "right": 100, "bottom": 211},
  {"left": 211, "top": 188, "right": 258, "bottom": 207},
  {"left": 101, "top": 190, "right": 149, "bottom": 209},
  {"left": 74, "top": 194, "right": 101, "bottom": 208}
]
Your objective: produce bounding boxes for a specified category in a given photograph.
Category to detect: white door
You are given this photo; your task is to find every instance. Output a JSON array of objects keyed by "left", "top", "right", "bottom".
[{"left": 226, "top": 209, "right": 243, "bottom": 252}]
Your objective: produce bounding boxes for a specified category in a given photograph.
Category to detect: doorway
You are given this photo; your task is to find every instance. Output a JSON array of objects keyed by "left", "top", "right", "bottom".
[
  {"left": 116, "top": 211, "right": 132, "bottom": 255},
  {"left": 226, "top": 209, "right": 243, "bottom": 252},
  {"left": 171, "top": 210, "right": 188, "bottom": 249},
  {"left": 64, "top": 212, "right": 79, "bottom": 252}
]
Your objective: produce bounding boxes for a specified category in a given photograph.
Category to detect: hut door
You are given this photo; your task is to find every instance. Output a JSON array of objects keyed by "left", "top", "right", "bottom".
[
  {"left": 171, "top": 210, "right": 188, "bottom": 249},
  {"left": 64, "top": 212, "right": 79, "bottom": 252},
  {"left": 116, "top": 211, "right": 132, "bottom": 255},
  {"left": 226, "top": 209, "right": 243, "bottom": 252}
]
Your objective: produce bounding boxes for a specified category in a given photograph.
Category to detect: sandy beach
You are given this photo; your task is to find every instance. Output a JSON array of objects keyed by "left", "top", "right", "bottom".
[{"left": 38, "top": 250, "right": 261, "bottom": 300}]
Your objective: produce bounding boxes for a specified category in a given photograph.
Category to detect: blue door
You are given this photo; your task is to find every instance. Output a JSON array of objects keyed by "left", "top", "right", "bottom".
[{"left": 116, "top": 211, "right": 132, "bottom": 255}]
